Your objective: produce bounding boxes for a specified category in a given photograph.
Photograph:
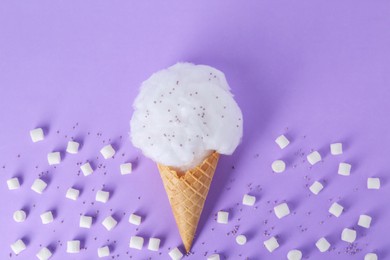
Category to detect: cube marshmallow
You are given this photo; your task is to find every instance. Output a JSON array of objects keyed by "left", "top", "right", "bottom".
[
  {"left": 236, "top": 234, "right": 247, "bottom": 245},
  {"left": 367, "top": 178, "right": 380, "bottom": 189},
  {"left": 98, "top": 246, "right": 110, "bottom": 258},
  {"left": 264, "top": 236, "right": 279, "bottom": 252},
  {"left": 217, "top": 211, "right": 229, "bottom": 224},
  {"left": 341, "top": 228, "right": 356, "bottom": 243},
  {"left": 287, "top": 249, "right": 302, "bottom": 260},
  {"left": 148, "top": 238, "right": 161, "bottom": 251},
  {"left": 242, "top": 194, "right": 256, "bottom": 206},
  {"left": 47, "top": 152, "right": 61, "bottom": 165},
  {"left": 358, "top": 215, "right": 372, "bottom": 228},
  {"left": 11, "top": 239, "right": 26, "bottom": 255},
  {"left": 120, "top": 163, "right": 132, "bottom": 175},
  {"left": 330, "top": 143, "right": 343, "bottom": 155},
  {"left": 365, "top": 253, "right": 378, "bottom": 260},
  {"left": 309, "top": 181, "right": 324, "bottom": 195},
  {"left": 67, "top": 240, "right": 80, "bottom": 253},
  {"left": 40, "top": 211, "right": 54, "bottom": 224},
  {"left": 338, "top": 162, "right": 351, "bottom": 176},
  {"left": 96, "top": 190, "right": 110, "bottom": 203},
  {"left": 129, "top": 213, "right": 142, "bottom": 226},
  {"left": 80, "top": 215, "right": 92, "bottom": 228},
  {"left": 7, "top": 177, "right": 20, "bottom": 190},
  {"left": 275, "top": 135, "right": 290, "bottom": 149},
  {"left": 168, "top": 247, "right": 183, "bottom": 260},
  {"left": 307, "top": 151, "right": 321, "bottom": 165},
  {"left": 272, "top": 160, "right": 286, "bottom": 173},
  {"left": 100, "top": 144, "right": 115, "bottom": 159},
  {"left": 66, "top": 187, "right": 80, "bottom": 200},
  {"left": 36, "top": 247, "right": 52, "bottom": 260},
  {"left": 102, "top": 215, "right": 117, "bottom": 231},
  {"left": 66, "top": 141, "right": 80, "bottom": 154},
  {"left": 207, "top": 254, "right": 221, "bottom": 260},
  {"left": 329, "top": 202, "right": 344, "bottom": 217},
  {"left": 80, "top": 162, "right": 94, "bottom": 176},
  {"left": 13, "top": 210, "right": 27, "bottom": 222},
  {"left": 31, "top": 179, "right": 48, "bottom": 194},
  {"left": 129, "top": 236, "right": 144, "bottom": 250},
  {"left": 274, "top": 202, "right": 290, "bottom": 219},
  {"left": 30, "top": 128, "right": 44, "bottom": 142},
  {"left": 316, "top": 237, "right": 330, "bottom": 252}
]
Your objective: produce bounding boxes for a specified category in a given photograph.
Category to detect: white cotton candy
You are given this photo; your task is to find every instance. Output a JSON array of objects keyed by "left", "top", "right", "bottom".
[{"left": 130, "top": 63, "right": 243, "bottom": 171}]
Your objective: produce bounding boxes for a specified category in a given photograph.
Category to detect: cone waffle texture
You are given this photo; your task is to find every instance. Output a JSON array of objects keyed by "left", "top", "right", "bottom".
[{"left": 157, "top": 152, "right": 220, "bottom": 252}]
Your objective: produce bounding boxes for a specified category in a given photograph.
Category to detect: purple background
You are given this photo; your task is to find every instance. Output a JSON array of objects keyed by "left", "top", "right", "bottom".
[{"left": 1, "top": 1, "right": 390, "bottom": 259}]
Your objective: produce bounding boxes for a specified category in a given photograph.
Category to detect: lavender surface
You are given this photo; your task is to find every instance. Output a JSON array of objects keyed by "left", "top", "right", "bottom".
[{"left": 1, "top": 1, "right": 390, "bottom": 259}]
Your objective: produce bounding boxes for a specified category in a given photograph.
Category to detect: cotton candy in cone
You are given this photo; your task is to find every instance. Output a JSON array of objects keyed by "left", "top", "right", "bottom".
[{"left": 157, "top": 152, "right": 220, "bottom": 252}]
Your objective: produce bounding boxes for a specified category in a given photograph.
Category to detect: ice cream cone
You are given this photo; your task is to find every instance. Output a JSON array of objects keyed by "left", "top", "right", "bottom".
[{"left": 157, "top": 152, "right": 220, "bottom": 252}]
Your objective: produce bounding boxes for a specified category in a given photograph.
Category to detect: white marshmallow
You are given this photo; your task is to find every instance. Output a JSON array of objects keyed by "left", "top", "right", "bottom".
[
  {"left": 236, "top": 234, "right": 247, "bottom": 245},
  {"left": 7, "top": 177, "right": 20, "bottom": 190},
  {"left": 96, "top": 190, "right": 110, "bottom": 203},
  {"left": 358, "top": 214, "right": 372, "bottom": 228},
  {"left": 263, "top": 236, "right": 279, "bottom": 252},
  {"left": 30, "top": 128, "right": 44, "bottom": 142},
  {"left": 66, "top": 187, "right": 80, "bottom": 200},
  {"left": 207, "top": 254, "right": 221, "bottom": 260},
  {"left": 148, "top": 238, "right": 161, "bottom": 251},
  {"left": 329, "top": 202, "right": 344, "bottom": 217},
  {"left": 365, "top": 253, "right": 378, "bottom": 260},
  {"left": 217, "top": 211, "right": 229, "bottom": 224},
  {"left": 100, "top": 144, "right": 116, "bottom": 159},
  {"left": 11, "top": 239, "right": 26, "bottom": 255},
  {"left": 129, "top": 213, "right": 142, "bottom": 226},
  {"left": 367, "top": 178, "right": 380, "bottom": 189},
  {"left": 275, "top": 135, "right": 290, "bottom": 149},
  {"left": 274, "top": 202, "right": 290, "bottom": 219},
  {"left": 67, "top": 240, "right": 80, "bottom": 253},
  {"left": 309, "top": 181, "right": 324, "bottom": 195},
  {"left": 129, "top": 236, "right": 144, "bottom": 250},
  {"left": 98, "top": 246, "right": 110, "bottom": 258},
  {"left": 330, "top": 143, "right": 343, "bottom": 155},
  {"left": 271, "top": 160, "right": 286, "bottom": 173},
  {"left": 120, "top": 163, "right": 132, "bottom": 175},
  {"left": 307, "top": 151, "right": 321, "bottom": 165},
  {"left": 102, "top": 215, "right": 117, "bottom": 231},
  {"left": 316, "top": 237, "right": 330, "bottom": 252},
  {"left": 287, "top": 249, "right": 302, "bottom": 260},
  {"left": 13, "top": 210, "right": 26, "bottom": 222},
  {"left": 40, "top": 211, "right": 54, "bottom": 224},
  {"left": 80, "top": 215, "right": 92, "bottom": 228},
  {"left": 47, "top": 152, "right": 61, "bottom": 165},
  {"left": 66, "top": 141, "right": 80, "bottom": 154},
  {"left": 168, "top": 247, "right": 183, "bottom": 260},
  {"left": 242, "top": 194, "right": 256, "bottom": 206},
  {"left": 338, "top": 162, "right": 351, "bottom": 176},
  {"left": 341, "top": 228, "right": 356, "bottom": 243},
  {"left": 80, "top": 162, "right": 93, "bottom": 176},
  {"left": 36, "top": 247, "right": 52, "bottom": 260},
  {"left": 31, "top": 179, "right": 48, "bottom": 194}
]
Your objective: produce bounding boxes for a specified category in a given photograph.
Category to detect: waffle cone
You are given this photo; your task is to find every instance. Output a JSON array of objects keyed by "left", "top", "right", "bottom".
[{"left": 157, "top": 152, "right": 220, "bottom": 252}]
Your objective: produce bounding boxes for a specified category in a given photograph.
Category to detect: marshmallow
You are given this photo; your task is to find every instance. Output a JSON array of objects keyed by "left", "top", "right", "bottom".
[
  {"left": 66, "top": 187, "right": 80, "bottom": 200},
  {"left": 330, "top": 143, "right": 343, "bottom": 155},
  {"left": 307, "top": 151, "right": 321, "bottom": 165},
  {"left": 80, "top": 215, "right": 92, "bottom": 228},
  {"left": 242, "top": 194, "right": 256, "bottom": 206},
  {"left": 287, "top": 249, "right": 302, "bottom": 260},
  {"left": 7, "top": 177, "right": 20, "bottom": 190},
  {"left": 358, "top": 214, "right": 372, "bottom": 228},
  {"left": 40, "top": 211, "right": 54, "bottom": 224},
  {"left": 31, "top": 179, "right": 48, "bottom": 194},
  {"left": 341, "top": 228, "right": 356, "bottom": 243},
  {"left": 96, "top": 190, "right": 110, "bottom": 203},
  {"left": 264, "top": 236, "right": 279, "bottom": 252},
  {"left": 30, "top": 128, "right": 44, "bottom": 142},
  {"left": 100, "top": 144, "right": 115, "bottom": 159},
  {"left": 217, "top": 211, "right": 229, "bottom": 224},
  {"left": 236, "top": 234, "right": 247, "bottom": 245},
  {"left": 274, "top": 202, "right": 290, "bottom": 219},
  {"left": 102, "top": 215, "right": 117, "bottom": 231},
  {"left": 36, "top": 247, "right": 52, "bottom": 260},
  {"left": 316, "top": 237, "right": 330, "bottom": 252},
  {"left": 11, "top": 239, "right": 26, "bottom": 255},
  {"left": 80, "top": 162, "right": 94, "bottom": 176},
  {"left": 275, "top": 135, "right": 290, "bottom": 149},
  {"left": 272, "top": 160, "right": 286, "bottom": 173},
  {"left": 168, "top": 247, "right": 183, "bottom": 260},
  {"left": 338, "top": 162, "right": 351, "bottom": 176},
  {"left": 367, "top": 178, "right": 380, "bottom": 189},
  {"left": 207, "top": 254, "right": 221, "bottom": 260},
  {"left": 329, "top": 202, "right": 344, "bottom": 217},
  {"left": 67, "top": 240, "right": 80, "bottom": 253},
  {"left": 98, "top": 246, "right": 110, "bottom": 258},
  {"left": 66, "top": 141, "right": 80, "bottom": 154},
  {"left": 47, "top": 152, "right": 61, "bottom": 165},
  {"left": 309, "top": 181, "right": 324, "bottom": 195},
  {"left": 129, "top": 213, "right": 142, "bottom": 226},
  {"left": 365, "top": 253, "right": 378, "bottom": 260},
  {"left": 129, "top": 236, "right": 144, "bottom": 250},
  {"left": 120, "top": 163, "right": 132, "bottom": 175},
  {"left": 148, "top": 238, "right": 161, "bottom": 251},
  {"left": 13, "top": 210, "right": 26, "bottom": 222}
]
